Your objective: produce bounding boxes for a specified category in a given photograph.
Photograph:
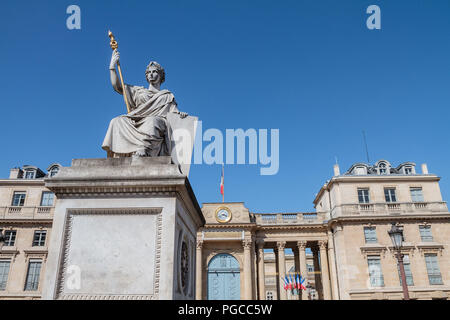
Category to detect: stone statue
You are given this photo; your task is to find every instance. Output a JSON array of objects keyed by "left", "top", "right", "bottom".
[{"left": 102, "top": 50, "right": 188, "bottom": 158}]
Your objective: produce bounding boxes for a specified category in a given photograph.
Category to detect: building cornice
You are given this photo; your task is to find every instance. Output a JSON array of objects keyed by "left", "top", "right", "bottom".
[
  {"left": 0, "top": 179, "right": 45, "bottom": 187},
  {"left": 327, "top": 213, "right": 450, "bottom": 226}
]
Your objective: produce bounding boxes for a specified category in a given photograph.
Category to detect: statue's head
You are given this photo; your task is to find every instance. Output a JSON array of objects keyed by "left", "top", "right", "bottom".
[{"left": 145, "top": 61, "right": 165, "bottom": 85}]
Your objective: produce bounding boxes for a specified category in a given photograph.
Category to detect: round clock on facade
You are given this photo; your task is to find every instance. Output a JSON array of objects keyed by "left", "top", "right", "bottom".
[{"left": 215, "top": 207, "right": 232, "bottom": 223}]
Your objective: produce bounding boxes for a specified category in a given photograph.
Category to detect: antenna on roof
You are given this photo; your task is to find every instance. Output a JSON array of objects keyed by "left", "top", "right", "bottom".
[{"left": 362, "top": 130, "right": 370, "bottom": 163}]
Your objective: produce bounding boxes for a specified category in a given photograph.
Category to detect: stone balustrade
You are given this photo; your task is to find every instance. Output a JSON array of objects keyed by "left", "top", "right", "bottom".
[
  {"left": 0, "top": 206, "right": 55, "bottom": 219},
  {"left": 330, "top": 201, "right": 449, "bottom": 218},
  {"left": 254, "top": 212, "right": 328, "bottom": 225}
]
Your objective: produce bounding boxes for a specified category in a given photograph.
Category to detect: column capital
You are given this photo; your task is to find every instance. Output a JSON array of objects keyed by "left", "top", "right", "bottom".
[
  {"left": 318, "top": 240, "right": 328, "bottom": 250},
  {"left": 242, "top": 239, "right": 253, "bottom": 249},
  {"left": 297, "top": 240, "right": 307, "bottom": 249},
  {"left": 256, "top": 240, "right": 265, "bottom": 249},
  {"left": 196, "top": 240, "right": 203, "bottom": 249},
  {"left": 277, "top": 241, "right": 286, "bottom": 250}
]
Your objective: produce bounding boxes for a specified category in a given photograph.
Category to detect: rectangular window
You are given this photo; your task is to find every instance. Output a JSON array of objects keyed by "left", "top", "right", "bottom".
[
  {"left": 405, "top": 167, "right": 412, "bottom": 175},
  {"left": 40, "top": 192, "right": 54, "bottom": 207},
  {"left": 425, "top": 254, "right": 443, "bottom": 285},
  {"left": 24, "top": 260, "right": 42, "bottom": 291},
  {"left": 410, "top": 188, "right": 424, "bottom": 202},
  {"left": 32, "top": 230, "right": 47, "bottom": 247},
  {"left": 3, "top": 230, "right": 16, "bottom": 246},
  {"left": 24, "top": 171, "right": 35, "bottom": 179},
  {"left": 307, "top": 264, "right": 314, "bottom": 272},
  {"left": 358, "top": 189, "right": 370, "bottom": 204},
  {"left": 384, "top": 188, "right": 397, "bottom": 203},
  {"left": 419, "top": 225, "right": 433, "bottom": 242},
  {"left": 11, "top": 192, "right": 26, "bottom": 207},
  {"left": 364, "top": 227, "right": 377, "bottom": 243},
  {"left": 398, "top": 254, "right": 414, "bottom": 286},
  {"left": 0, "top": 260, "right": 11, "bottom": 290},
  {"left": 368, "top": 256, "right": 384, "bottom": 287}
]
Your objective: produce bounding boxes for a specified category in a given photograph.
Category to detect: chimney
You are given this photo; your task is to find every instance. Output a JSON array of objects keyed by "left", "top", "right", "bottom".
[
  {"left": 333, "top": 164, "right": 340, "bottom": 176},
  {"left": 421, "top": 163, "right": 429, "bottom": 174},
  {"left": 9, "top": 168, "right": 23, "bottom": 179}
]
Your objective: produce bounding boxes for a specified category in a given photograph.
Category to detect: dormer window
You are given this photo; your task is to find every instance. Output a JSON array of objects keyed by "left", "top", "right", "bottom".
[
  {"left": 49, "top": 166, "right": 59, "bottom": 177},
  {"left": 379, "top": 163, "right": 387, "bottom": 175},
  {"left": 404, "top": 167, "right": 412, "bottom": 175},
  {"left": 24, "top": 170, "right": 36, "bottom": 179}
]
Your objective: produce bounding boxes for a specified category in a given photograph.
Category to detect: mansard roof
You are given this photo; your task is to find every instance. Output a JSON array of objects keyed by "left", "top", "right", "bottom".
[{"left": 345, "top": 160, "right": 416, "bottom": 175}]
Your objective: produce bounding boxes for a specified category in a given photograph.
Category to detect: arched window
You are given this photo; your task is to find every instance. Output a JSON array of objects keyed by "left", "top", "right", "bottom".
[
  {"left": 379, "top": 163, "right": 386, "bottom": 174},
  {"left": 49, "top": 166, "right": 59, "bottom": 177}
]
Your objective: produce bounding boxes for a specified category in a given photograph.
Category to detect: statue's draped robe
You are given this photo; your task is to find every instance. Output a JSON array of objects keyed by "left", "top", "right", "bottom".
[{"left": 102, "top": 85, "right": 179, "bottom": 157}]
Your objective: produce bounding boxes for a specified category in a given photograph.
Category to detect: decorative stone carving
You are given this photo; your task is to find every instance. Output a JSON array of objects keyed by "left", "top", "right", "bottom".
[
  {"left": 196, "top": 240, "right": 203, "bottom": 249},
  {"left": 180, "top": 241, "right": 189, "bottom": 294},
  {"left": 277, "top": 241, "right": 286, "bottom": 250},
  {"left": 242, "top": 239, "right": 253, "bottom": 249},
  {"left": 55, "top": 208, "right": 162, "bottom": 300},
  {"left": 297, "top": 240, "right": 307, "bottom": 249},
  {"left": 318, "top": 240, "right": 328, "bottom": 250}
]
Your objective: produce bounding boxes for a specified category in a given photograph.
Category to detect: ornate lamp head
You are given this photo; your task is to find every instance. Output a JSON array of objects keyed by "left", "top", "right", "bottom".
[
  {"left": 145, "top": 61, "right": 165, "bottom": 84},
  {"left": 388, "top": 223, "right": 403, "bottom": 250}
]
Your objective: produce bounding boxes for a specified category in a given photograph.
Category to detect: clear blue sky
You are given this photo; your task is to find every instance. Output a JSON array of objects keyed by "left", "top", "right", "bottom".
[{"left": 1, "top": 0, "right": 449, "bottom": 212}]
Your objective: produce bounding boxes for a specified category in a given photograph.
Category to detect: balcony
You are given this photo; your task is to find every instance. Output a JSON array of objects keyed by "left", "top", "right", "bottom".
[
  {"left": 254, "top": 212, "right": 327, "bottom": 225},
  {"left": 0, "top": 206, "right": 55, "bottom": 220},
  {"left": 330, "top": 201, "right": 449, "bottom": 218}
]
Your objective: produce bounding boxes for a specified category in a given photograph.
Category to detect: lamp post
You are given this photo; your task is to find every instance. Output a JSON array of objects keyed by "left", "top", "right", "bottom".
[
  {"left": 0, "top": 229, "right": 5, "bottom": 253},
  {"left": 388, "top": 223, "right": 410, "bottom": 300}
]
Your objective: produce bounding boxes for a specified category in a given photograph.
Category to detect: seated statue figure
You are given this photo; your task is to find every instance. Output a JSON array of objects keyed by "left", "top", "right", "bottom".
[{"left": 102, "top": 50, "right": 188, "bottom": 158}]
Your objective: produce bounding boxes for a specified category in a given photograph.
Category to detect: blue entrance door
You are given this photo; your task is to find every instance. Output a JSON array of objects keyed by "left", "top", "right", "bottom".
[{"left": 207, "top": 254, "right": 240, "bottom": 300}]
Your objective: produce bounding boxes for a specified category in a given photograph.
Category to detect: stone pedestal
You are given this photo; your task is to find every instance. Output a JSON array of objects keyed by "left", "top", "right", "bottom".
[{"left": 41, "top": 157, "right": 204, "bottom": 300}]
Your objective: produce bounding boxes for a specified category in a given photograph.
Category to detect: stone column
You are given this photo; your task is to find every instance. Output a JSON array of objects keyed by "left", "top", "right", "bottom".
[
  {"left": 256, "top": 241, "right": 266, "bottom": 300},
  {"left": 277, "top": 241, "right": 287, "bottom": 300},
  {"left": 297, "top": 241, "right": 308, "bottom": 300},
  {"left": 243, "top": 239, "right": 253, "bottom": 300},
  {"left": 319, "top": 240, "right": 332, "bottom": 300},
  {"left": 293, "top": 248, "right": 300, "bottom": 300},
  {"left": 195, "top": 240, "right": 203, "bottom": 300},
  {"left": 274, "top": 247, "right": 279, "bottom": 299},
  {"left": 312, "top": 246, "right": 322, "bottom": 299},
  {"left": 327, "top": 231, "right": 339, "bottom": 300}
]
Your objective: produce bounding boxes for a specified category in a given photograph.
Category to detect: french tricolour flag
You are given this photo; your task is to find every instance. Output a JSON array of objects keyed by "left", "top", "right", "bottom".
[{"left": 220, "top": 165, "right": 224, "bottom": 201}]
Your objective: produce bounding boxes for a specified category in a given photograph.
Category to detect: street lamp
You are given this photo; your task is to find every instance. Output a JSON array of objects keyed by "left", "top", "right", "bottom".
[{"left": 388, "top": 223, "right": 410, "bottom": 300}]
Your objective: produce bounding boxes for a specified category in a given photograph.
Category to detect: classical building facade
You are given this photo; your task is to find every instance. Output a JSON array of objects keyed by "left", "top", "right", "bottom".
[
  {"left": 0, "top": 164, "right": 60, "bottom": 299},
  {"left": 0, "top": 160, "right": 449, "bottom": 300},
  {"left": 196, "top": 160, "right": 450, "bottom": 300}
]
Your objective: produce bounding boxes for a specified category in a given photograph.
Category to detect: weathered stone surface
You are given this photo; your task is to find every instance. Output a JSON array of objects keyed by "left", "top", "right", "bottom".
[{"left": 42, "top": 158, "right": 204, "bottom": 300}]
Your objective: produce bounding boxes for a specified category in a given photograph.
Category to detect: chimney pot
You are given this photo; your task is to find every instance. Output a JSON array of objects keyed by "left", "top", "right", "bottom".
[
  {"left": 333, "top": 164, "right": 340, "bottom": 176},
  {"left": 421, "top": 163, "right": 429, "bottom": 174}
]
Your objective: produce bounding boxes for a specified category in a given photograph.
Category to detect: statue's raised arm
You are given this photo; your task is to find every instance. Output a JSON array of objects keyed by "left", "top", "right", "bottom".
[{"left": 109, "top": 50, "right": 123, "bottom": 94}]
